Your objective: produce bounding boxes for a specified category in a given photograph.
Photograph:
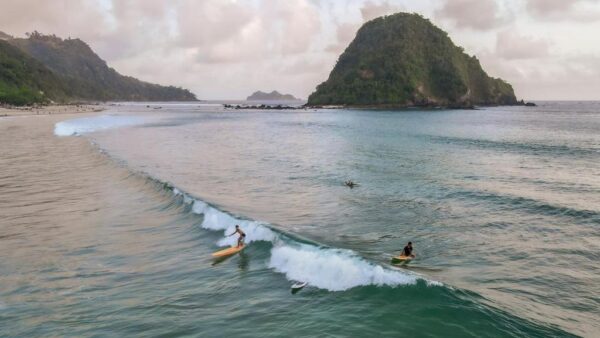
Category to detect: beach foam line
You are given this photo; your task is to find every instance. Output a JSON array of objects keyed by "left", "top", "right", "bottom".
[
  {"left": 54, "top": 115, "right": 146, "bottom": 136},
  {"left": 172, "top": 188, "right": 428, "bottom": 291}
]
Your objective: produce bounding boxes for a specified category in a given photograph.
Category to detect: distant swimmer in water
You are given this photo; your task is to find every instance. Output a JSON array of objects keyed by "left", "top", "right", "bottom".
[
  {"left": 402, "top": 241, "right": 415, "bottom": 258},
  {"left": 345, "top": 180, "right": 357, "bottom": 188},
  {"left": 228, "top": 225, "right": 246, "bottom": 248}
]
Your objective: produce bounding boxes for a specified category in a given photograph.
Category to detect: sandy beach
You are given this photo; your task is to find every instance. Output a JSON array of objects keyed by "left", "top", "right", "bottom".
[{"left": 0, "top": 104, "right": 104, "bottom": 118}]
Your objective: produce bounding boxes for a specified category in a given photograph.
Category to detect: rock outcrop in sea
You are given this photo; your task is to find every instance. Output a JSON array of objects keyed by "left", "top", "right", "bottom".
[{"left": 308, "top": 13, "right": 518, "bottom": 108}]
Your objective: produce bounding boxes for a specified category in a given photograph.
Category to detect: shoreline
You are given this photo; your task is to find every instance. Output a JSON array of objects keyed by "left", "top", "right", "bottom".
[
  {"left": 0, "top": 104, "right": 105, "bottom": 118},
  {"left": 306, "top": 100, "right": 537, "bottom": 110},
  {"left": 223, "top": 101, "right": 537, "bottom": 111}
]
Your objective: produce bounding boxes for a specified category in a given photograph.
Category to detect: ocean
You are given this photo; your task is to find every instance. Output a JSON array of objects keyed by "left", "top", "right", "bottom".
[{"left": 1, "top": 101, "right": 598, "bottom": 337}]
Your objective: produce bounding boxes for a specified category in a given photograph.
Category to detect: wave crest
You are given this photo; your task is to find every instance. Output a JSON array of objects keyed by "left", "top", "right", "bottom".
[
  {"left": 174, "top": 188, "right": 428, "bottom": 291},
  {"left": 54, "top": 115, "right": 146, "bottom": 136},
  {"left": 269, "top": 244, "right": 418, "bottom": 291}
]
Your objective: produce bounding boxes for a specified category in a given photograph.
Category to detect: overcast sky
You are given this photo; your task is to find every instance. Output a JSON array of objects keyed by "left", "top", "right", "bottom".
[{"left": 1, "top": 0, "right": 600, "bottom": 100}]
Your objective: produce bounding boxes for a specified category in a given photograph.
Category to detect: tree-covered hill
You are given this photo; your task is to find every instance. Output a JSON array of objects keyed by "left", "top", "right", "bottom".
[
  {"left": 308, "top": 13, "right": 517, "bottom": 108},
  {"left": 247, "top": 90, "right": 300, "bottom": 101},
  {"left": 0, "top": 40, "right": 70, "bottom": 105},
  {"left": 1, "top": 31, "right": 197, "bottom": 105}
]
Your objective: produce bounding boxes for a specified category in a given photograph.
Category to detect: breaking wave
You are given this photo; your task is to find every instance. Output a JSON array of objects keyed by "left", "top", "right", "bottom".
[
  {"left": 172, "top": 188, "right": 429, "bottom": 291},
  {"left": 54, "top": 115, "right": 147, "bottom": 136},
  {"left": 54, "top": 115, "right": 439, "bottom": 292}
]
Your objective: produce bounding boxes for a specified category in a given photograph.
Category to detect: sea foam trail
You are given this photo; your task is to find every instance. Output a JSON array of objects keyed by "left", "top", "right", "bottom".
[
  {"left": 54, "top": 115, "right": 146, "bottom": 136},
  {"left": 269, "top": 245, "right": 418, "bottom": 291},
  {"left": 173, "top": 189, "right": 426, "bottom": 291},
  {"left": 191, "top": 199, "right": 276, "bottom": 246}
]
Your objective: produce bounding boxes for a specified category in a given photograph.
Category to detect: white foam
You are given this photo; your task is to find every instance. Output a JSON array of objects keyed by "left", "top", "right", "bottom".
[
  {"left": 54, "top": 115, "right": 146, "bottom": 136},
  {"left": 269, "top": 244, "right": 418, "bottom": 291},
  {"left": 184, "top": 192, "right": 429, "bottom": 292},
  {"left": 192, "top": 200, "right": 275, "bottom": 246}
]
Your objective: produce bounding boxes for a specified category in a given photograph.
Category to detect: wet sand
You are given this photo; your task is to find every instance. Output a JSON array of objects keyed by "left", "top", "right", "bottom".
[{"left": 0, "top": 104, "right": 104, "bottom": 118}]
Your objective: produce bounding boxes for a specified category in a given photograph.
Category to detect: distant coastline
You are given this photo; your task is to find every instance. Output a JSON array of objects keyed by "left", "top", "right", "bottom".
[
  {"left": 246, "top": 90, "right": 301, "bottom": 101},
  {"left": 223, "top": 100, "right": 536, "bottom": 111}
]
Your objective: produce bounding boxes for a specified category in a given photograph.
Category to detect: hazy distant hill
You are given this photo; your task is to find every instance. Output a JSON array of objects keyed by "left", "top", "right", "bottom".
[
  {"left": 0, "top": 40, "right": 70, "bottom": 105},
  {"left": 1, "top": 31, "right": 196, "bottom": 105},
  {"left": 0, "top": 31, "right": 13, "bottom": 40},
  {"left": 308, "top": 13, "right": 517, "bottom": 108},
  {"left": 247, "top": 90, "right": 300, "bottom": 101}
]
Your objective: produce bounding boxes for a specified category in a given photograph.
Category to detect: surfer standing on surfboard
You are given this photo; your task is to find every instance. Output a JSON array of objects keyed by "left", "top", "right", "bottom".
[
  {"left": 228, "top": 225, "right": 246, "bottom": 248},
  {"left": 402, "top": 242, "right": 415, "bottom": 258}
]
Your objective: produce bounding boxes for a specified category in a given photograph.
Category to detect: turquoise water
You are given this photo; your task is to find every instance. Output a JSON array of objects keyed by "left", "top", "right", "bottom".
[{"left": 1, "top": 102, "right": 599, "bottom": 336}]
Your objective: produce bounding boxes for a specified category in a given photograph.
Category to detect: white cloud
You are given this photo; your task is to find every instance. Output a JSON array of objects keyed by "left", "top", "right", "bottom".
[
  {"left": 326, "top": 0, "right": 402, "bottom": 54},
  {"left": 360, "top": 0, "right": 403, "bottom": 22},
  {"left": 0, "top": 0, "right": 599, "bottom": 100},
  {"left": 495, "top": 29, "right": 550, "bottom": 60},
  {"left": 526, "top": 0, "right": 600, "bottom": 21},
  {"left": 434, "top": 0, "right": 509, "bottom": 30}
]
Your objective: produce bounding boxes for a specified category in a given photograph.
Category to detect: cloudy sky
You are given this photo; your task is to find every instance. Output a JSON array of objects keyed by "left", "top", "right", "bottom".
[{"left": 1, "top": 0, "right": 600, "bottom": 100}]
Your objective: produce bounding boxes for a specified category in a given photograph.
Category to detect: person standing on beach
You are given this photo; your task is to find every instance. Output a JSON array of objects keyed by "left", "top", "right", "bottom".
[{"left": 228, "top": 225, "right": 246, "bottom": 248}]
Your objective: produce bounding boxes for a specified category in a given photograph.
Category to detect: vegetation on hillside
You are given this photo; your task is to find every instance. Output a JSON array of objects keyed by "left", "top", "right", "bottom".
[
  {"left": 0, "top": 40, "right": 69, "bottom": 105},
  {"left": 1, "top": 32, "right": 196, "bottom": 105},
  {"left": 247, "top": 90, "right": 300, "bottom": 101},
  {"left": 308, "top": 13, "right": 517, "bottom": 107}
]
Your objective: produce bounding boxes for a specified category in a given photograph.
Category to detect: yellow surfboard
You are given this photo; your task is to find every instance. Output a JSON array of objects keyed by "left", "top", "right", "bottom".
[
  {"left": 211, "top": 245, "right": 245, "bottom": 258},
  {"left": 391, "top": 255, "right": 414, "bottom": 264}
]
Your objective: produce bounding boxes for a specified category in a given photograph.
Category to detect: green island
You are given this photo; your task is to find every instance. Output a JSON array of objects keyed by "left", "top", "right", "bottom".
[
  {"left": 246, "top": 90, "right": 300, "bottom": 101},
  {"left": 308, "top": 13, "right": 518, "bottom": 108}
]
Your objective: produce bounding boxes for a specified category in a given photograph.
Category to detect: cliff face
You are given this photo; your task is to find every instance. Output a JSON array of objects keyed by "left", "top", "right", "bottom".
[
  {"left": 308, "top": 13, "right": 517, "bottom": 107},
  {"left": 2, "top": 32, "right": 196, "bottom": 104}
]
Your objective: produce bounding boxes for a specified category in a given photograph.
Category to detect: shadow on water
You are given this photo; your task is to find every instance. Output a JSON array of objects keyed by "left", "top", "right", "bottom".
[
  {"left": 210, "top": 251, "right": 250, "bottom": 269},
  {"left": 237, "top": 251, "right": 249, "bottom": 271}
]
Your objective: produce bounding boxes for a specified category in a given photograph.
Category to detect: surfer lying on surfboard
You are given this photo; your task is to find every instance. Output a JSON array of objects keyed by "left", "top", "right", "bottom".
[{"left": 228, "top": 225, "right": 246, "bottom": 248}]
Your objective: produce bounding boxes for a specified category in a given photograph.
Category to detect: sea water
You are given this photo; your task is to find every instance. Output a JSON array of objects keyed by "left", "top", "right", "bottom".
[{"left": 1, "top": 101, "right": 598, "bottom": 337}]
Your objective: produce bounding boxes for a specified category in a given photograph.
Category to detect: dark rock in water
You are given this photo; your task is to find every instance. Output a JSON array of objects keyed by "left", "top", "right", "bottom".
[
  {"left": 308, "top": 13, "right": 518, "bottom": 108},
  {"left": 223, "top": 103, "right": 300, "bottom": 110}
]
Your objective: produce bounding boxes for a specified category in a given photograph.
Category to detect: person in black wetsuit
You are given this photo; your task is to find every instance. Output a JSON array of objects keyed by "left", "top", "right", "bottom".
[
  {"left": 402, "top": 241, "right": 415, "bottom": 258},
  {"left": 228, "top": 225, "right": 246, "bottom": 248}
]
